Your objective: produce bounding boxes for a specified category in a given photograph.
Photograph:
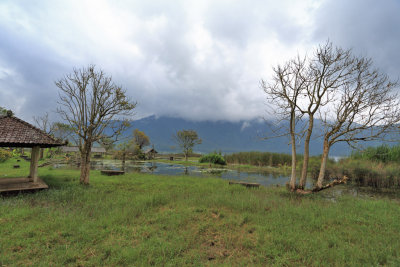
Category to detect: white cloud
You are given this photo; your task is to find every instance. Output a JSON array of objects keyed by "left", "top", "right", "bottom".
[
  {"left": 241, "top": 121, "right": 251, "bottom": 131},
  {"left": 0, "top": 0, "right": 397, "bottom": 124}
]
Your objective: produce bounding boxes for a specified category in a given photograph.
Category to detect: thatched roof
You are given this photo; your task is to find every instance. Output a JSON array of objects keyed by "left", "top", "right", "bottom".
[
  {"left": 0, "top": 114, "right": 64, "bottom": 148},
  {"left": 144, "top": 148, "right": 158, "bottom": 154}
]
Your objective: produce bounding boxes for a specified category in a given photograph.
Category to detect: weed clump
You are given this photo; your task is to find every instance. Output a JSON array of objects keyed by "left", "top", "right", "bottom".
[
  {"left": 199, "top": 153, "right": 227, "bottom": 165},
  {"left": 0, "top": 148, "right": 12, "bottom": 162}
]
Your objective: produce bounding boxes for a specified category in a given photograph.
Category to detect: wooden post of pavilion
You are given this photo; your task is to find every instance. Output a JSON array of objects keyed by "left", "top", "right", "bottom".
[{"left": 29, "top": 146, "right": 41, "bottom": 183}]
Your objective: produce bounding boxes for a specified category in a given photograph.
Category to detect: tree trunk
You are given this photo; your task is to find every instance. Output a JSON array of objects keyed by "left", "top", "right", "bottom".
[
  {"left": 185, "top": 152, "right": 188, "bottom": 161},
  {"left": 289, "top": 133, "right": 297, "bottom": 190},
  {"left": 40, "top": 148, "right": 44, "bottom": 160},
  {"left": 122, "top": 151, "right": 126, "bottom": 171},
  {"left": 289, "top": 110, "right": 297, "bottom": 190},
  {"left": 299, "top": 115, "right": 314, "bottom": 189},
  {"left": 80, "top": 141, "right": 92, "bottom": 185},
  {"left": 316, "top": 139, "right": 330, "bottom": 189}
]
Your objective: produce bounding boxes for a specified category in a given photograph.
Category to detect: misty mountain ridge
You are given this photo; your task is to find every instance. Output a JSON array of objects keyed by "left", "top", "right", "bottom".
[{"left": 117, "top": 115, "right": 386, "bottom": 156}]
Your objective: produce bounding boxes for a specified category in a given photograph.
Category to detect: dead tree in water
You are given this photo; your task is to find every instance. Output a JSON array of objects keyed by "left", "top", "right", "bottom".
[
  {"left": 296, "top": 42, "right": 356, "bottom": 189},
  {"left": 263, "top": 41, "right": 400, "bottom": 191},
  {"left": 262, "top": 56, "right": 306, "bottom": 190},
  {"left": 315, "top": 56, "right": 400, "bottom": 189}
]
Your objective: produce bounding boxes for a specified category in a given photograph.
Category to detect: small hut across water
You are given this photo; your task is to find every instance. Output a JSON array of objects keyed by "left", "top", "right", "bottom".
[
  {"left": 0, "top": 112, "right": 64, "bottom": 192},
  {"left": 144, "top": 148, "right": 158, "bottom": 160}
]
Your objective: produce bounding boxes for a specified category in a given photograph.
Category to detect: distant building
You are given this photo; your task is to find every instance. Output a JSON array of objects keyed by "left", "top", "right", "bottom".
[
  {"left": 144, "top": 148, "right": 158, "bottom": 160},
  {"left": 61, "top": 146, "right": 106, "bottom": 153}
]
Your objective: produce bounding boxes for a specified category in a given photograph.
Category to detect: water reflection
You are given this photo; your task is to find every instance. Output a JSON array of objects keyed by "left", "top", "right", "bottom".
[{"left": 85, "top": 160, "right": 290, "bottom": 187}]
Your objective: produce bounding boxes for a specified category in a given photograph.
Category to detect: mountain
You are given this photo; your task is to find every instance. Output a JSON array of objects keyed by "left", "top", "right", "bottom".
[{"left": 123, "top": 115, "right": 365, "bottom": 156}]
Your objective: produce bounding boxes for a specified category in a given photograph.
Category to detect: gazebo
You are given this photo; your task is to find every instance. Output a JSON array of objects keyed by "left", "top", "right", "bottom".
[{"left": 0, "top": 111, "right": 64, "bottom": 192}]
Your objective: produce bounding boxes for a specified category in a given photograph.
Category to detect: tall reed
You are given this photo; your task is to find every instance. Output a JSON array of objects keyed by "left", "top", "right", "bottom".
[
  {"left": 225, "top": 151, "right": 302, "bottom": 167},
  {"left": 351, "top": 144, "right": 400, "bottom": 163}
]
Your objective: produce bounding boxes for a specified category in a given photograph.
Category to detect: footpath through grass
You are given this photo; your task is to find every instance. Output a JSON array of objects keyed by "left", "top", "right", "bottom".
[{"left": 1, "top": 158, "right": 400, "bottom": 266}]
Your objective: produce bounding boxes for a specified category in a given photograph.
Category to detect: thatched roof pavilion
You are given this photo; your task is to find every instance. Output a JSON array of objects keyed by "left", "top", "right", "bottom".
[{"left": 0, "top": 111, "right": 64, "bottom": 192}]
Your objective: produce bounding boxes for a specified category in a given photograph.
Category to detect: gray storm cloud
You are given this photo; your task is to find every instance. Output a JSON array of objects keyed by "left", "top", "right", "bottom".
[
  {"left": 313, "top": 0, "right": 400, "bottom": 78},
  {"left": 0, "top": 0, "right": 398, "bottom": 123}
]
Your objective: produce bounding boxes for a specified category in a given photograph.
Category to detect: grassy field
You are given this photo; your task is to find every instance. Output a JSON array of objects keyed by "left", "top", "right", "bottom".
[{"left": 1, "top": 158, "right": 400, "bottom": 266}]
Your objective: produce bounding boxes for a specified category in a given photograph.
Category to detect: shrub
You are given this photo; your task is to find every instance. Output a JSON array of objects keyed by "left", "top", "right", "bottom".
[
  {"left": 133, "top": 144, "right": 145, "bottom": 160},
  {"left": 0, "top": 148, "right": 12, "bottom": 162},
  {"left": 199, "top": 153, "right": 226, "bottom": 165}
]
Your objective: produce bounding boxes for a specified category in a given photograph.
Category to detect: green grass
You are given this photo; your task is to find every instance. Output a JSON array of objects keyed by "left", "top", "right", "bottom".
[{"left": 1, "top": 158, "right": 400, "bottom": 266}]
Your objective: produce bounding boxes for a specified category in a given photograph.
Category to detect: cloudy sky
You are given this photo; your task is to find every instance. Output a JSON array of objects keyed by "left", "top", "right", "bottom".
[{"left": 0, "top": 0, "right": 399, "bottom": 123}]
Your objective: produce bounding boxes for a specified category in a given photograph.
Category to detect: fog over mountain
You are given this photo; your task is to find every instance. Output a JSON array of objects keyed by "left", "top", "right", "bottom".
[{"left": 125, "top": 116, "right": 379, "bottom": 156}]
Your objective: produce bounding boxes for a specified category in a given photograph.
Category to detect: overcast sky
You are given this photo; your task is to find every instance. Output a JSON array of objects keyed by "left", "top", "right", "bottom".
[{"left": 0, "top": 0, "right": 399, "bottom": 123}]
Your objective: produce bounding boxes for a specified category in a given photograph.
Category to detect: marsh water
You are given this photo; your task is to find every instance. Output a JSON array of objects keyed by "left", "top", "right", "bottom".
[
  {"left": 88, "top": 160, "right": 291, "bottom": 187},
  {"left": 54, "top": 159, "right": 400, "bottom": 201}
]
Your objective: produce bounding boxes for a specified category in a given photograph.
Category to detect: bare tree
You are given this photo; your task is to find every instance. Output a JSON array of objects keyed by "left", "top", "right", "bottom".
[
  {"left": 99, "top": 136, "right": 115, "bottom": 152},
  {"left": 33, "top": 112, "right": 52, "bottom": 134},
  {"left": 173, "top": 130, "right": 202, "bottom": 161},
  {"left": 263, "top": 42, "right": 400, "bottom": 191},
  {"left": 261, "top": 56, "right": 306, "bottom": 190},
  {"left": 295, "top": 42, "right": 355, "bottom": 189},
  {"left": 56, "top": 65, "right": 136, "bottom": 185},
  {"left": 315, "top": 56, "right": 400, "bottom": 190},
  {"left": 33, "top": 112, "right": 54, "bottom": 159},
  {"left": 52, "top": 122, "right": 75, "bottom": 143},
  {"left": 117, "top": 141, "right": 132, "bottom": 171}
]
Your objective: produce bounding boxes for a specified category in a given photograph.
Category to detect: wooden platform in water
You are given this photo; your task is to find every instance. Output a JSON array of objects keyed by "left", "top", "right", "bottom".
[
  {"left": 229, "top": 181, "right": 260, "bottom": 188},
  {"left": 0, "top": 177, "right": 48, "bottom": 193},
  {"left": 101, "top": 170, "right": 125, "bottom": 176}
]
